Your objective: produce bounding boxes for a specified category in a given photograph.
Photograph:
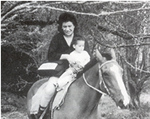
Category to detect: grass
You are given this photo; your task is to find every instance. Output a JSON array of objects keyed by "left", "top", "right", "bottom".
[{"left": 98, "top": 95, "right": 150, "bottom": 119}]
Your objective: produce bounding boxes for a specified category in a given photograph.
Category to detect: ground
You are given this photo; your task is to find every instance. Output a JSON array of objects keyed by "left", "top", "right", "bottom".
[{"left": 1, "top": 91, "right": 150, "bottom": 119}]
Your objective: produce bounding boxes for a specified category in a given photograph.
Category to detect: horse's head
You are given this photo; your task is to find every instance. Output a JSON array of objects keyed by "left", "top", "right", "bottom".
[{"left": 95, "top": 48, "right": 131, "bottom": 109}]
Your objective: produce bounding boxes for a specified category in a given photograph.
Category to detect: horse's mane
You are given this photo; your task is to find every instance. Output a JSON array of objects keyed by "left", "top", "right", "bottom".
[{"left": 77, "top": 58, "right": 97, "bottom": 78}]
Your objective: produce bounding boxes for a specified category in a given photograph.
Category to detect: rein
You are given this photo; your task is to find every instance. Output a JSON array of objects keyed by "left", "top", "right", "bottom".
[{"left": 83, "top": 60, "right": 116, "bottom": 95}]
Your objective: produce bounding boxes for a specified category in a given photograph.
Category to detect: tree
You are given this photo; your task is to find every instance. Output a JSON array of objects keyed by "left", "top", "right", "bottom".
[{"left": 1, "top": 1, "right": 150, "bottom": 105}]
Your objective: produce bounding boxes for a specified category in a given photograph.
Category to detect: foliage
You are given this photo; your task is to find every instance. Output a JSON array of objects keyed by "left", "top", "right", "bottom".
[{"left": 1, "top": 1, "right": 150, "bottom": 103}]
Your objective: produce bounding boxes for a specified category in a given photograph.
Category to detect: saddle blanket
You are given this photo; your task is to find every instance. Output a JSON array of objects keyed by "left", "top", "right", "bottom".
[
  {"left": 52, "top": 80, "right": 75, "bottom": 110},
  {"left": 30, "top": 78, "right": 75, "bottom": 115}
]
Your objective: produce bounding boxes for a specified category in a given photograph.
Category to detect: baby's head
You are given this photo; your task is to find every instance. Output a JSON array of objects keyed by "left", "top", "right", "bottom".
[{"left": 73, "top": 36, "right": 85, "bottom": 53}]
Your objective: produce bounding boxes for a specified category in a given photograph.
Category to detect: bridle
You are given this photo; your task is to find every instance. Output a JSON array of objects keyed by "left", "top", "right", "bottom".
[{"left": 83, "top": 59, "right": 117, "bottom": 96}]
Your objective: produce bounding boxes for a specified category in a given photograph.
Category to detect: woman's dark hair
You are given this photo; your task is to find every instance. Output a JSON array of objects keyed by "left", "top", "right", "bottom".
[
  {"left": 58, "top": 12, "right": 78, "bottom": 33},
  {"left": 72, "top": 35, "right": 85, "bottom": 45}
]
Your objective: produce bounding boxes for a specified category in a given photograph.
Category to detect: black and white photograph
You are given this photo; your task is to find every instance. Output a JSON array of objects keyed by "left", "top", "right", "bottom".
[{"left": 1, "top": 1, "right": 150, "bottom": 119}]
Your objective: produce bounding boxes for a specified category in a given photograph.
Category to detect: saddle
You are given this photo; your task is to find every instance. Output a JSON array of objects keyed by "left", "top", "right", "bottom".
[
  {"left": 52, "top": 79, "right": 75, "bottom": 110},
  {"left": 35, "top": 59, "right": 97, "bottom": 118}
]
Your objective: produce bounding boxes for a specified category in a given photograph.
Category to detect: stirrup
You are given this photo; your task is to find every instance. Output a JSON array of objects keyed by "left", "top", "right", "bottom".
[
  {"left": 36, "top": 106, "right": 46, "bottom": 119},
  {"left": 53, "top": 83, "right": 59, "bottom": 89}
]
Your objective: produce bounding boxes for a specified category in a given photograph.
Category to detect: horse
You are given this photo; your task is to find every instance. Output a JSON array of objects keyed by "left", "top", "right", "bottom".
[{"left": 27, "top": 49, "right": 131, "bottom": 119}]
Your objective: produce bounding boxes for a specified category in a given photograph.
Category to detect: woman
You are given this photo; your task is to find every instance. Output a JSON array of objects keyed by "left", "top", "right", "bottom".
[
  {"left": 47, "top": 12, "right": 90, "bottom": 77},
  {"left": 31, "top": 12, "right": 91, "bottom": 117}
]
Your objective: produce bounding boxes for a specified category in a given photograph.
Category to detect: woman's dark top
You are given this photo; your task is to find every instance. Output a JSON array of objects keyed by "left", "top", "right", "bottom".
[
  {"left": 48, "top": 33, "right": 90, "bottom": 62},
  {"left": 46, "top": 32, "right": 90, "bottom": 77}
]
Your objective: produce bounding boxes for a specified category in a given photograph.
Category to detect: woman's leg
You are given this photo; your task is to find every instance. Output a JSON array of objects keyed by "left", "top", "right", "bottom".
[
  {"left": 39, "top": 68, "right": 73, "bottom": 108},
  {"left": 39, "top": 77, "right": 58, "bottom": 108}
]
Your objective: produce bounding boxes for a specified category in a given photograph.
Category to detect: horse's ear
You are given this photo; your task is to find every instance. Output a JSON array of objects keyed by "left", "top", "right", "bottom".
[
  {"left": 110, "top": 48, "right": 116, "bottom": 60},
  {"left": 95, "top": 49, "right": 105, "bottom": 63}
]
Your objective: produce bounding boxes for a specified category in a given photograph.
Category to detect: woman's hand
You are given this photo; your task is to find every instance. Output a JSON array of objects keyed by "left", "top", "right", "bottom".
[
  {"left": 60, "top": 54, "right": 70, "bottom": 60},
  {"left": 67, "top": 55, "right": 76, "bottom": 64}
]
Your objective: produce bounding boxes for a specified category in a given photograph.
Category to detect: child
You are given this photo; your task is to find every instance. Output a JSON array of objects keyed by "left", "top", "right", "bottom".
[
  {"left": 56, "top": 36, "right": 91, "bottom": 90},
  {"left": 31, "top": 36, "right": 90, "bottom": 117}
]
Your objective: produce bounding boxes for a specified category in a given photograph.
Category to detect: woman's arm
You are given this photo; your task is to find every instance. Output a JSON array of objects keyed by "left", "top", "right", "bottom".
[
  {"left": 47, "top": 36, "right": 61, "bottom": 61},
  {"left": 48, "top": 34, "right": 70, "bottom": 61}
]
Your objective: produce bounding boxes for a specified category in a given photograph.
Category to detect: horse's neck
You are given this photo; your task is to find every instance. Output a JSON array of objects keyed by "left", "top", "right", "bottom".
[
  {"left": 69, "top": 63, "right": 101, "bottom": 111},
  {"left": 83, "top": 64, "right": 100, "bottom": 87}
]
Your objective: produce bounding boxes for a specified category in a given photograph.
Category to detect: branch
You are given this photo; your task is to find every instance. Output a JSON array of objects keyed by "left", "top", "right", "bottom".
[
  {"left": 19, "top": 20, "right": 55, "bottom": 26},
  {"left": 113, "top": 1, "right": 146, "bottom": 4},
  {"left": 112, "top": 41, "right": 150, "bottom": 74},
  {"left": 136, "top": 34, "right": 150, "bottom": 39},
  {"left": 97, "top": 25, "right": 134, "bottom": 39},
  {"left": 102, "top": 16, "right": 150, "bottom": 41},
  {"left": 92, "top": 30, "right": 150, "bottom": 48},
  {"left": 101, "top": 6, "right": 144, "bottom": 41},
  {"left": 89, "top": 29, "right": 114, "bottom": 48},
  {"left": 2, "top": 2, "right": 150, "bottom": 23},
  {"left": 96, "top": 41, "right": 150, "bottom": 48},
  {"left": 123, "top": 58, "right": 150, "bottom": 74},
  {"left": 115, "top": 42, "right": 150, "bottom": 48},
  {"left": 1, "top": 1, "right": 30, "bottom": 16},
  {"left": 1, "top": 2, "right": 33, "bottom": 23},
  {"left": 25, "top": 4, "right": 150, "bottom": 17},
  {"left": 94, "top": 33, "right": 150, "bottom": 74}
]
